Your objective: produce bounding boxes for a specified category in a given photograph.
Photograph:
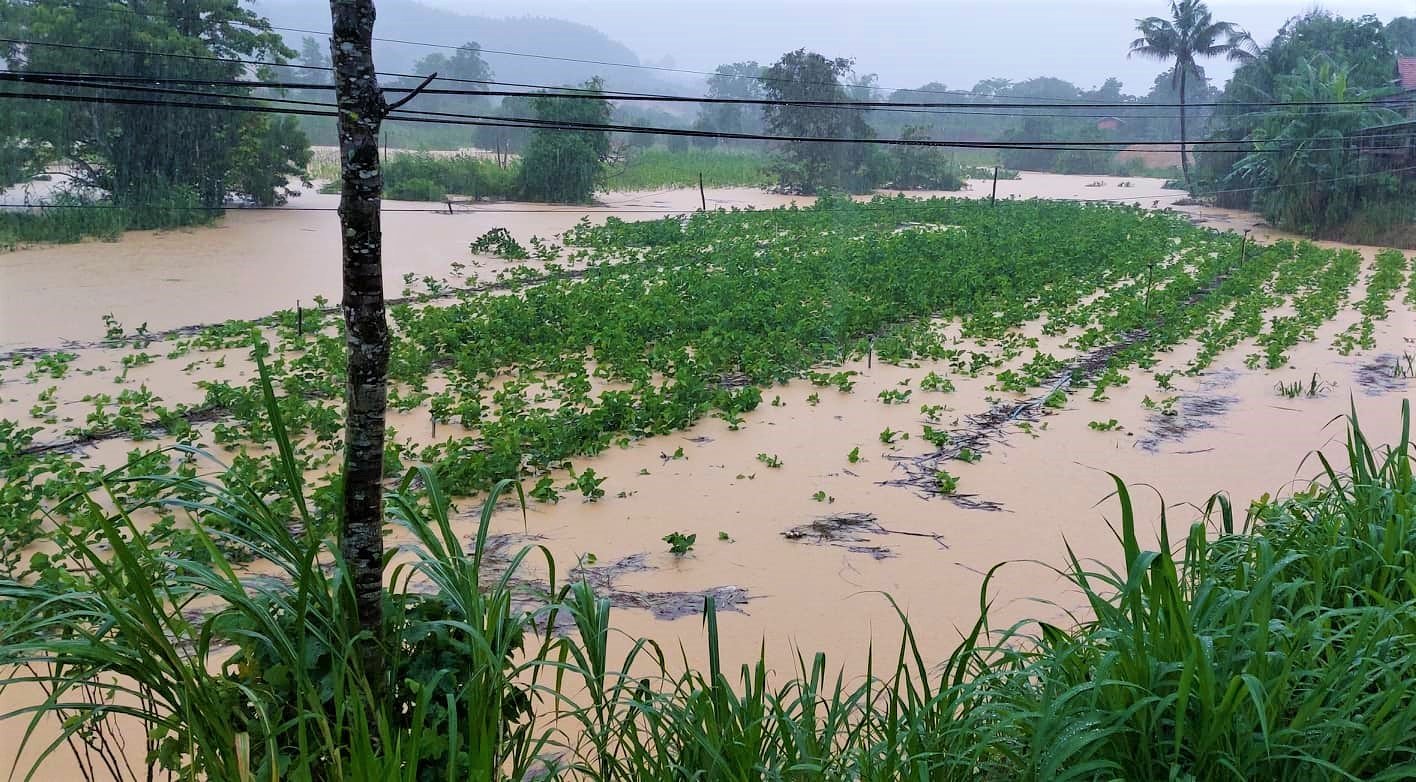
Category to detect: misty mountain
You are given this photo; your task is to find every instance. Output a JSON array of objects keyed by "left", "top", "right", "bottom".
[{"left": 252, "top": 0, "right": 692, "bottom": 96}]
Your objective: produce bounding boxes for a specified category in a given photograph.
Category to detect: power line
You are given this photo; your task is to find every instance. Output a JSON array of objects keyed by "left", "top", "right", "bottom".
[
  {"left": 6, "top": 66, "right": 1405, "bottom": 149},
  {"left": 9, "top": 69, "right": 1409, "bottom": 128},
  {"left": 0, "top": 69, "right": 1224, "bottom": 121},
  {"left": 2, "top": 81, "right": 1404, "bottom": 156},
  {"left": 4, "top": 38, "right": 1409, "bottom": 113},
  {"left": 0, "top": 69, "right": 1127, "bottom": 123},
  {"left": 24, "top": 0, "right": 1416, "bottom": 132},
  {"left": 0, "top": 71, "right": 339, "bottom": 111},
  {"left": 3, "top": 85, "right": 1375, "bottom": 155},
  {"left": 7, "top": 0, "right": 1146, "bottom": 105}
]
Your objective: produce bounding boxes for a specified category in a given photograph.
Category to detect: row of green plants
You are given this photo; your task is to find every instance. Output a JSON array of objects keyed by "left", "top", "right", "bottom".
[
  {"left": 1250, "top": 245, "right": 1361, "bottom": 369},
  {"left": 1, "top": 368, "right": 1411, "bottom": 780},
  {"left": 1334, "top": 249, "right": 1410, "bottom": 355}
]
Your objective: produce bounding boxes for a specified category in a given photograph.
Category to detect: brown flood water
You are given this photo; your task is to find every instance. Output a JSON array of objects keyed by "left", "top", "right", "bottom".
[
  {"left": 0, "top": 185, "right": 804, "bottom": 349},
  {"left": 3, "top": 173, "right": 1414, "bottom": 778}
]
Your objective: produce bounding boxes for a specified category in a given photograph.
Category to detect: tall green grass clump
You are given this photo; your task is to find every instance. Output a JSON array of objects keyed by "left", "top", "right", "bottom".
[
  {"left": 385, "top": 153, "right": 519, "bottom": 202},
  {"left": 1, "top": 388, "right": 1413, "bottom": 780},
  {"left": 968, "top": 400, "right": 1416, "bottom": 779},
  {"left": 0, "top": 359, "right": 565, "bottom": 781},
  {"left": 605, "top": 149, "right": 770, "bottom": 192},
  {"left": 0, "top": 190, "right": 213, "bottom": 250},
  {"left": 320, "top": 152, "right": 520, "bottom": 202}
]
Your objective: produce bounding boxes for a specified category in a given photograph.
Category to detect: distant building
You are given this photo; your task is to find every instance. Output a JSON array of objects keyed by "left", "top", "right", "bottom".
[
  {"left": 1353, "top": 58, "right": 1416, "bottom": 172},
  {"left": 1095, "top": 117, "right": 1125, "bottom": 131},
  {"left": 1399, "top": 57, "right": 1416, "bottom": 100}
]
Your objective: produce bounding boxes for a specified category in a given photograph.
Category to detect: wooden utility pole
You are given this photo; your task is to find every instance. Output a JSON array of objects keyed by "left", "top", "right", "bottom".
[{"left": 329, "top": 0, "right": 435, "bottom": 693}]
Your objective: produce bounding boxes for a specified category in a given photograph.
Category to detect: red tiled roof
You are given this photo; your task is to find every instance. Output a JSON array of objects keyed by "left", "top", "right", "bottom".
[{"left": 1399, "top": 58, "right": 1416, "bottom": 91}]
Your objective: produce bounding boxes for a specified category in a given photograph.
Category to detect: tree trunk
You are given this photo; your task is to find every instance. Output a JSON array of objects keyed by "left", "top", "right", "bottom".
[
  {"left": 1178, "top": 65, "right": 1190, "bottom": 188},
  {"left": 329, "top": 0, "right": 388, "bottom": 689}
]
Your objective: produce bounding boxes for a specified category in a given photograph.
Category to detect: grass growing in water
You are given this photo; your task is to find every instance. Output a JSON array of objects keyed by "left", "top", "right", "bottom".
[
  {"left": 318, "top": 151, "right": 520, "bottom": 202},
  {"left": 603, "top": 149, "right": 770, "bottom": 192},
  {"left": 316, "top": 149, "right": 769, "bottom": 201},
  {"left": 0, "top": 191, "right": 214, "bottom": 250}
]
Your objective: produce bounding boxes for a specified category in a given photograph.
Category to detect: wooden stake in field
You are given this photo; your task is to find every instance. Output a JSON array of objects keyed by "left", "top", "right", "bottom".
[
  {"left": 329, "top": 0, "right": 435, "bottom": 695},
  {"left": 990, "top": 165, "right": 999, "bottom": 206},
  {"left": 699, "top": 172, "right": 707, "bottom": 211}
]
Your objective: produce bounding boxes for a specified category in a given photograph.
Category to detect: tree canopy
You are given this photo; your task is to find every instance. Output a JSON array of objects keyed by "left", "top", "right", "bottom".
[
  {"left": 1230, "top": 58, "right": 1401, "bottom": 232},
  {"left": 3, "top": 0, "right": 311, "bottom": 216},
  {"left": 519, "top": 80, "right": 612, "bottom": 203},
  {"left": 761, "top": 49, "right": 877, "bottom": 193},
  {"left": 693, "top": 62, "right": 767, "bottom": 143},
  {"left": 1199, "top": 10, "right": 1413, "bottom": 235}
]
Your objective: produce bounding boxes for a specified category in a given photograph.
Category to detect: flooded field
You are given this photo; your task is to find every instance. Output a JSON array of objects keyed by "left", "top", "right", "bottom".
[
  {"left": 0, "top": 174, "right": 1177, "bottom": 348},
  {"left": 3, "top": 174, "right": 1413, "bottom": 777}
]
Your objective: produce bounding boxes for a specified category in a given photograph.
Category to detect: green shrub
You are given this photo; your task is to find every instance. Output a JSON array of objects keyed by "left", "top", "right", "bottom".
[
  {"left": 378, "top": 152, "right": 519, "bottom": 202},
  {"left": 388, "top": 176, "right": 446, "bottom": 202},
  {"left": 0, "top": 189, "right": 213, "bottom": 250}
]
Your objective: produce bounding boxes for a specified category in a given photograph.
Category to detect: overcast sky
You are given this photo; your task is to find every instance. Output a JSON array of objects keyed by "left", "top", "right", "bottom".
[{"left": 424, "top": 0, "right": 1413, "bottom": 94}]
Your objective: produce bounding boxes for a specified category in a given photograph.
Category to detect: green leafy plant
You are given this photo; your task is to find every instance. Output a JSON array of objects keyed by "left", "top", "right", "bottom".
[
  {"left": 877, "top": 388, "right": 912, "bottom": 405},
  {"left": 662, "top": 531, "right": 697, "bottom": 555},
  {"left": 921, "top": 425, "right": 951, "bottom": 448},
  {"left": 919, "top": 371, "right": 956, "bottom": 393},
  {"left": 530, "top": 475, "right": 561, "bottom": 503},
  {"left": 933, "top": 469, "right": 959, "bottom": 494},
  {"left": 469, "top": 227, "right": 530, "bottom": 260},
  {"left": 568, "top": 467, "right": 607, "bottom": 501},
  {"left": 756, "top": 453, "right": 783, "bottom": 469}
]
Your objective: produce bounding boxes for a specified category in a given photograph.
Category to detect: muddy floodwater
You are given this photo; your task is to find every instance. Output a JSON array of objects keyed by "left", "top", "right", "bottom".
[
  {"left": 0, "top": 174, "right": 1182, "bottom": 348},
  {"left": 3, "top": 173, "right": 1414, "bottom": 778},
  {"left": 0, "top": 185, "right": 803, "bottom": 347}
]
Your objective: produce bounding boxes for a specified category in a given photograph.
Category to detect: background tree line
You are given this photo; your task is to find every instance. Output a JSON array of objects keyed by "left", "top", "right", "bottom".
[{"left": 2, "top": 1, "right": 1412, "bottom": 239}]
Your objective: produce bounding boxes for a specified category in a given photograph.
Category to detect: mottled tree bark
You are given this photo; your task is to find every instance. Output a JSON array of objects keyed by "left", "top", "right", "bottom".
[{"left": 329, "top": 0, "right": 389, "bottom": 688}]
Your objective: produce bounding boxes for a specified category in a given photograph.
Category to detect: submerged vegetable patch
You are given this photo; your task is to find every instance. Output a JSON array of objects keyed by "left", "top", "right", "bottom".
[{"left": 0, "top": 195, "right": 1390, "bottom": 573}]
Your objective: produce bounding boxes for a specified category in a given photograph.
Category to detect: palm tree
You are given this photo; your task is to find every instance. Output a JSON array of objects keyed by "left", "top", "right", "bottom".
[{"left": 1129, "top": 0, "right": 1252, "bottom": 185}]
